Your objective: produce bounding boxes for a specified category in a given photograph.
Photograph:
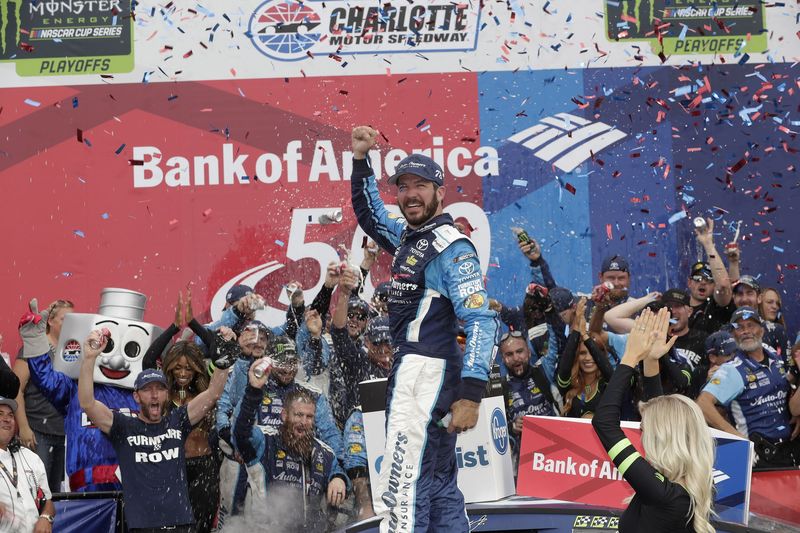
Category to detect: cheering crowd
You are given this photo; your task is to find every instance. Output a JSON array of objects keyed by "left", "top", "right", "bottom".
[{"left": 0, "top": 182, "right": 799, "bottom": 532}]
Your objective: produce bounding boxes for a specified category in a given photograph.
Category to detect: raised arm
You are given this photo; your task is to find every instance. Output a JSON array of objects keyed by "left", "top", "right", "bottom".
[
  {"left": 350, "top": 126, "right": 405, "bottom": 253},
  {"left": 556, "top": 330, "right": 581, "bottom": 394},
  {"left": 187, "top": 361, "right": 229, "bottom": 426},
  {"left": 78, "top": 331, "right": 114, "bottom": 434},
  {"left": 695, "top": 218, "right": 732, "bottom": 306},
  {"left": 603, "top": 293, "right": 661, "bottom": 334},
  {"left": 233, "top": 359, "right": 270, "bottom": 465}
]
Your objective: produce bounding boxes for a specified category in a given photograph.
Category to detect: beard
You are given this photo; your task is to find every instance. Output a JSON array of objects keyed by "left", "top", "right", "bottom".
[
  {"left": 738, "top": 335, "right": 763, "bottom": 353},
  {"left": 399, "top": 193, "right": 440, "bottom": 227},
  {"left": 280, "top": 421, "right": 314, "bottom": 461}
]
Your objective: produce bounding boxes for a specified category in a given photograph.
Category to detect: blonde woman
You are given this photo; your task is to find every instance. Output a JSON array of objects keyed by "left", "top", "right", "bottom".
[{"left": 592, "top": 307, "right": 715, "bottom": 533}]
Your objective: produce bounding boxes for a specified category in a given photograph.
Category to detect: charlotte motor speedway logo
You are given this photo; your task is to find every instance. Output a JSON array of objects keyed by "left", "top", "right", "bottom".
[
  {"left": 506, "top": 113, "right": 627, "bottom": 173},
  {"left": 248, "top": 0, "right": 480, "bottom": 61}
]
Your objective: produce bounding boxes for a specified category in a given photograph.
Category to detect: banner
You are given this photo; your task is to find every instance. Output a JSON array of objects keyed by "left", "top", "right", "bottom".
[
  {"left": 1, "top": 1, "right": 799, "bottom": 86},
  {"left": 0, "top": 63, "right": 798, "bottom": 353},
  {"left": 517, "top": 416, "right": 752, "bottom": 525},
  {"left": 54, "top": 497, "right": 117, "bottom": 533}
]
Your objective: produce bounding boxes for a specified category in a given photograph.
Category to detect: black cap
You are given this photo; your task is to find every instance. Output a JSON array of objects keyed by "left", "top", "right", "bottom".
[
  {"left": 730, "top": 306, "right": 763, "bottom": 326},
  {"left": 705, "top": 331, "right": 737, "bottom": 357},
  {"left": 733, "top": 275, "right": 760, "bottom": 293},
  {"left": 365, "top": 316, "right": 391, "bottom": 344},
  {"left": 271, "top": 335, "right": 297, "bottom": 363},
  {"left": 661, "top": 288, "right": 690, "bottom": 307},
  {"left": 550, "top": 287, "right": 575, "bottom": 313},
  {"left": 388, "top": 154, "right": 444, "bottom": 187},
  {"left": 690, "top": 261, "right": 713, "bottom": 281},
  {"left": 600, "top": 255, "right": 629, "bottom": 274},
  {"left": 348, "top": 297, "right": 370, "bottom": 315}
]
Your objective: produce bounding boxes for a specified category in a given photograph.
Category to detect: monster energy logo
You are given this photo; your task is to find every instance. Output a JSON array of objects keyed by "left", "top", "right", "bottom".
[
  {"left": 619, "top": 0, "right": 655, "bottom": 34},
  {"left": 0, "top": 0, "right": 22, "bottom": 55},
  {"left": 29, "top": 0, "right": 121, "bottom": 16}
]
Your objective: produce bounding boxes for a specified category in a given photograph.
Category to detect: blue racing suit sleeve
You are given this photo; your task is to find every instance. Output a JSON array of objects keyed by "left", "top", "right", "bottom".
[
  {"left": 26, "top": 352, "right": 75, "bottom": 415},
  {"left": 296, "top": 323, "right": 330, "bottom": 377},
  {"left": 314, "top": 393, "right": 344, "bottom": 462},
  {"left": 216, "top": 359, "right": 248, "bottom": 435},
  {"left": 429, "top": 241, "right": 500, "bottom": 402},
  {"left": 702, "top": 363, "right": 745, "bottom": 406},
  {"left": 343, "top": 409, "right": 367, "bottom": 472},
  {"left": 350, "top": 158, "right": 405, "bottom": 254},
  {"left": 234, "top": 384, "right": 266, "bottom": 466}
]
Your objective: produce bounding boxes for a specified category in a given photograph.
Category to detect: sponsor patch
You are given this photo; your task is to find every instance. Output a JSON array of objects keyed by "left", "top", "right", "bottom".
[
  {"left": 464, "top": 292, "right": 485, "bottom": 309},
  {"left": 458, "top": 261, "right": 475, "bottom": 276},
  {"left": 453, "top": 252, "right": 477, "bottom": 263}
]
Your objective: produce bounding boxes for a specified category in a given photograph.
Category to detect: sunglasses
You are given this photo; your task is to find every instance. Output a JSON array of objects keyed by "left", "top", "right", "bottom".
[
  {"left": 499, "top": 330, "right": 525, "bottom": 344},
  {"left": 348, "top": 312, "right": 368, "bottom": 321}
]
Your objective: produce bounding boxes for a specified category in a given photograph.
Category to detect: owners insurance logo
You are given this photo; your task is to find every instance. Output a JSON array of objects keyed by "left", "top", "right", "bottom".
[{"left": 248, "top": 0, "right": 481, "bottom": 62}]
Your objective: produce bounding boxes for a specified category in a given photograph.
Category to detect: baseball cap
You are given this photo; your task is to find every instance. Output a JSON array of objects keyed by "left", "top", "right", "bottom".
[
  {"left": 600, "top": 255, "right": 629, "bottom": 274},
  {"left": 729, "top": 306, "right": 763, "bottom": 326},
  {"left": 366, "top": 317, "right": 392, "bottom": 344},
  {"left": 733, "top": 275, "right": 760, "bottom": 293},
  {"left": 0, "top": 397, "right": 18, "bottom": 413},
  {"left": 226, "top": 284, "right": 253, "bottom": 305},
  {"left": 134, "top": 369, "right": 168, "bottom": 391},
  {"left": 271, "top": 335, "right": 297, "bottom": 363},
  {"left": 661, "top": 288, "right": 690, "bottom": 307},
  {"left": 550, "top": 287, "right": 576, "bottom": 313},
  {"left": 690, "top": 261, "right": 713, "bottom": 281},
  {"left": 348, "top": 297, "right": 370, "bottom": 315},
  {"left": 388, "top": 154, "right": 444, "bottom": 187},
  {"left": 374, "top": 281, "right": 391, "bottom": 301},
  {"left": 705, "top": 331, "right": 737, "bottom": 357}
]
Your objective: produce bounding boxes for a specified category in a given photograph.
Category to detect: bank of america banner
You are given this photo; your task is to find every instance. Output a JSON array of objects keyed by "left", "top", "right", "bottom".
[{"left": 1, "top": 62, "right": 797, "bottom": 348}]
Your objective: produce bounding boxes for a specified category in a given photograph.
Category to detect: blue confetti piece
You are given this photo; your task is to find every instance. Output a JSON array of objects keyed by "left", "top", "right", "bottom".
[
  {"left": 512, "top": 179, "right": 528, "bottom": 187},
  {"left": 74, "top": 230, "right": 86, "bottom": 238},
  {"left": 72, "top": 97, "right": 78, "bottom": 108},
  {"left": 275, "top": 239, "right": 285, "bottom": 247},
  {"left": 24, "top": 98, "right": 41, "bottom": 107},
  {"left": 678, "top": 24, "right": 688, "bottom": 41},
  {"left": 668, "top": 211, "right": 687, "bottom": 225},
  {"left": 101, "top": 213, "right": 109, "bottom": 220},
  {"left": 83, "top": 138, "right": 92, "bottom": 147},
  {"left": 773, "top": 246, "right": 784, "bottom": 253},
  {"left": 737, "top": 53, "right": 750, "bottom": 65},
  {"left": 61, "top": 272, "right": 73, "bottom": 277},
  {"left": 115, "top": 143, "right": 126, "bottom": 155}
]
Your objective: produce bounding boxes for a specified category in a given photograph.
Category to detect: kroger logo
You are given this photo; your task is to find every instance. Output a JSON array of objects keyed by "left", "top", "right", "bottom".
[
  {"left": 248, "top": 0, "right": 322, "bottom": 62},
  {"left": 490, "top": 408, "right": 508, "bottom": 455}
]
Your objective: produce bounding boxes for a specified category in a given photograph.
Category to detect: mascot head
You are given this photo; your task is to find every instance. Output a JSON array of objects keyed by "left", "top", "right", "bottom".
[{"left": 55, "top": 288, "right": 163, "bottom": 389}]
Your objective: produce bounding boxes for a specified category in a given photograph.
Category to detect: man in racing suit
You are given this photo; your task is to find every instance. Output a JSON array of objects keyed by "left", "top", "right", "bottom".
[{"left": 350, "top": 126, "right": 499, "bottom": 532}]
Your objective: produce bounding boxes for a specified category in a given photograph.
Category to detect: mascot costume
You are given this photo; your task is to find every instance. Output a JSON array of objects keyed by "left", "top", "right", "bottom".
[{"left": 19, "top": 288, "right": 163, "bottom": 491}]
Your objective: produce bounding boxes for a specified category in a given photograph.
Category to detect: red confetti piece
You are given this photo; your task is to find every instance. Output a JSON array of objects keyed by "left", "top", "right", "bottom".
[
  {"left": 564, "top": 183, "right": 576, "bottom": 195},
  {"left": 76, "top": 129, "right": 83, "bottom": 142},
  {"left": 606, "top": 224, "right": 613, "bottom": 240}
]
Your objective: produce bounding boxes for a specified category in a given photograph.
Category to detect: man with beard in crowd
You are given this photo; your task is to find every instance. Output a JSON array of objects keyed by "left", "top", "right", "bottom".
[
  {"left": 500, "top": 331, "right": 559, "bottom": 474},
  {"left": 79, "top": 329, "right": 229, "bottom": 532},
  {"left": 232, "top": 360, "right": 348, "bottom": 532},
  {"left": 697, "top": 307, "right": 800, "bottom": 468},
  {"left": 350, "top": 126, "right": 498, "bottom": 533}
]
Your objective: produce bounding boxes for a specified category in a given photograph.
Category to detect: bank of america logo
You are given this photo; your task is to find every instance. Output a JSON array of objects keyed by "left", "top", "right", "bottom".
[
  {"left": 507, "top": 113, "right": 626, "bottom": 173},
  {"left": 712, "top": 469, "right": 730, "bottom": 484}
]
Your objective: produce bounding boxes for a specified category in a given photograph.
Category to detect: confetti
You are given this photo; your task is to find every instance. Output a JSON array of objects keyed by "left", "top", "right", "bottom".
[
  {"left": 275, "top": 239, "right": 285, "bottom": 247},
  {"left": 668, "top": 211, "right": 688, "bottom": 225},
  {"left": 24, "top": 98, "right": 41, "bottom": 107},
  {"left": 73, "top": 230, "right": 86, "bottom": 238},
  {"left": 101, "top": 213, "right": 109, "bottom": 220}
]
